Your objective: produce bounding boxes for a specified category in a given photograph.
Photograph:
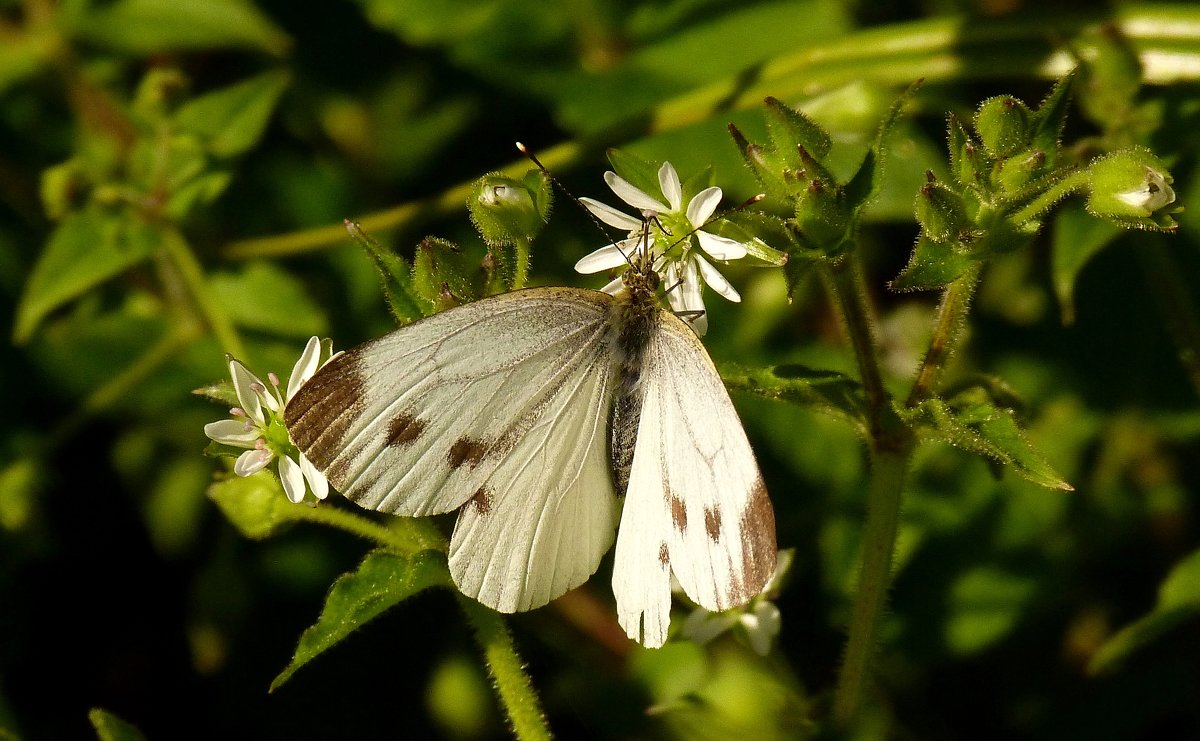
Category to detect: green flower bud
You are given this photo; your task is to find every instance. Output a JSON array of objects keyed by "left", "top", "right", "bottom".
[
  {"left": 916, "top": 174, "right": 969, "bottom": 243},
  {"left": 793, "top": 177, "right": 851, "bottom": 252},
  {"left": 467, "top": 172, "right": 548, "bottom": 247},
  {"left": 412, "top": 237, "right": 471, "bottom": 311},
  {"left": 995, "top": 149, "right": 1047, "bottom": 193},
  {"left": 1086, "top": 149, "right": 1177, "bottom": 228},
  {"left": 975, "top": 96, "right": 1032, "bottom": 158},
  {"left": 948, "top": 114, "right": 986, "bottom": 188}
]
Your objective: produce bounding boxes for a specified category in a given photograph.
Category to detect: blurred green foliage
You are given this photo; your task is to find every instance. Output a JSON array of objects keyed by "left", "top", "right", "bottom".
[{"left": 2, "top": 0, "right": 1200, "bottom": 739}]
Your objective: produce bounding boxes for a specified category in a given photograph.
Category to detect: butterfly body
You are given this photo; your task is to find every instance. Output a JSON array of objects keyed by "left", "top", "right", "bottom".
[{"left": 286, "top": 259, "right": 776, "bottom": 647}]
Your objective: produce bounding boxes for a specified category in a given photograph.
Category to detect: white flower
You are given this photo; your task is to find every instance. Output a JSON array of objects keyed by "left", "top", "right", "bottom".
[
  {"left": 1115, "top": 166, "right": 1176, "bottom": 213},
  {"left": 204, "top": 336, "right": 334, "bottom": 504},
  {"left": 574, "top": 161, "right": 755, "bottom": 336},
  {"left": 681, "top": 549, "right": 793, "bottom": 656}
]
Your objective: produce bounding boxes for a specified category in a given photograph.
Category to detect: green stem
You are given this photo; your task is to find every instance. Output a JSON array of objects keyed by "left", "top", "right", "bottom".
[
  {"left": 512, "top": 235, "right": 533, "bottom": 290},
  {"left": 292, "top": 506, "right": 447, "bottom": 556},
  {"left": 1008, "top": 170, "right": 1091, "bottom": 225},
  {"left": 906, "top": 265, "right": 983, "bottom": 407},
  {"left": 457, "top": 596, "right": 553, "bottom": 741},
  {"left": 831, "top": 443, "right": 913, "bottom": 728},
  {"left": 827, "top": 255, "right": 888, "bottom": 427},
  {"left": 219, "top": 9, "right": 1200, "bottom": 260},
  {"left": 1138, "top": 238, "right": 1200, "bottom": 399},
  {"left": 160, "top": 227, "right": 247, "bottom": 359}
]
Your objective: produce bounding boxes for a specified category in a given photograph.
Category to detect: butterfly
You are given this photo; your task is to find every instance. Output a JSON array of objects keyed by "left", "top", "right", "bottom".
[{"left": 284, "top": 241, "right": 777, "bottom": 647}]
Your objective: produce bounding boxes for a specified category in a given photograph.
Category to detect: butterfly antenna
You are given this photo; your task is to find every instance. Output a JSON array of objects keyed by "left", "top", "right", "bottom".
[{"left": 516, "top": 141, "right": 627, "bottom": 248}]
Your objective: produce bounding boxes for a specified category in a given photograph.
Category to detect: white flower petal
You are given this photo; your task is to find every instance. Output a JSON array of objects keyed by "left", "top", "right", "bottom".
[
  {"left": 762, "top": 549, "right": 794, "bottom": 594},
  {"left": 300, "top": 452, "right": 329, "bottom": 500},
  {"left": 601, "top": 275, "right": 625, "bottom": 295},
  {"left": 204, "top": 419, "right": 261, "bottom": 447},
  {"left": 663, "top": 261, "right": 685, "bottom": 312},
  {"left": 686, "top": 186, "right": 723, "bottom": 227},
  {"left": 234, "top": 448, "right": 274, "bottom": 477},
  {"left": 580, "top": 197, "right": 645, "bottom": 231},
  {"left": 229, "top": 360, "right": 265, "bottom": 424},
  {"left": 575, "top": 243, "right": 633, "bottom": 274},
  {"left": 658, "top": 162, "right": 682, "bottom": 212},
  {"left": 678, "top": 259, "right": 708, "bottom": 336},
  {"left": 287, "top": 336, "right": 323, "bottom": 401},
  {"left": 695, "top": 253, "right": 742, "bottom": 303},
  {"left": 278, "top": 454, "right": 306, "bottom": 503},
  {"left": 695, "top": 230, "right": 749, "bottom": 260},
  {"left": 740, "top": 601, "right": 782, "bottom": 656},
  {"left": 604, "top": 171, "right": 670, "bottom": 214}
]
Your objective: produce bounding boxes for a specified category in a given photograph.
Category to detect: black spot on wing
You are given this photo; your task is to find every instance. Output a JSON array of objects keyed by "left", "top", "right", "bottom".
[{"left": 385, "top": 412, "right": 425, "bottom": 448}]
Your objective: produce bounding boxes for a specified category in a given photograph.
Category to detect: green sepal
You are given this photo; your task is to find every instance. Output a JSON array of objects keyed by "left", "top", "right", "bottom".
[
  {"left": 705, "top": 212, "right": 788, "bottom": 267},
  {"left": 974, "top": 95, "right": 1032, "bottom": 159},
  {"left": 271, "top": 549, "right": 452, "bottom": 691},
  {"left": 345, "top": 221, "right": 426, "bottom": 324},
  {"left": 915, "top": 176, "right": 969, "bottom": 243},
  {"left": 728, "top": 122, "right": 791, "bottom": 199},
  {"left": 900, "top": 391, "right": 1072, "bottom": 491},
  {"left": 1027, "top": 70, "right": 1076, "bottom": 166},
  {"left": 721, "top": 362, "right": 868, "bottom": 434},
  {"left": 1088, "top": 548, "right": 1200, "bottom": 675},
  {"left": 763, "top": 96, "right": 831, "bottom": 164},
  {"left": 192, "top": 379, "right": 240, "bottom": 407},
  {"left": 948, "top": 113, "right": 989, "bottom": 191},
  {"left": 994, "top": 149, "right": 1048, "bottom": 194},
  {"left": 467, "top": 171, "right": 549, "bottom": 247},
  {"left": 606, "top": 147, "right": 662, "bottom": 200},
  {"left": 411, "top": 237, "right": 473, "bottom": 313},
  {"left": 844, "top": 78, "right": 922, "bottom": 213},
  {"left": 889, "top": 235, "right": 977, "bottom": 292}
]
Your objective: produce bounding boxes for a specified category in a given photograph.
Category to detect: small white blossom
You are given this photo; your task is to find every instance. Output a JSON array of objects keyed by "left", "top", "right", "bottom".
[
  {"left": 204, "top": 336, "right": 334, "bottom": 504},
  {"left": 1115, "top": 166, "right": 1176, "bottom": 213},
  {"left": 574, "top": 161, "right": 756, "bottom": 336},
  {"left": 681, "top": 549, "right": 793, "bottom": 656}
]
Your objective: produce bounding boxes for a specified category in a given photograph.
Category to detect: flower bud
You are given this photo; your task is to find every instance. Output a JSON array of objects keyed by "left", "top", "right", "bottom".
[
  {"left": 467, "top": 172, "right": 549, "bottom": 246},
  {"left": 915, "top": 175, "right": 969, "bottom": 243},
  {"left": 995, "top": 149, "right": 1047, "bottom": 193},
  {"left": 1087, "top": 149, "right": 1177, "bottom": 227},
  {"left": 975, "top": 96, "right": 1032, "bottom": 159}
]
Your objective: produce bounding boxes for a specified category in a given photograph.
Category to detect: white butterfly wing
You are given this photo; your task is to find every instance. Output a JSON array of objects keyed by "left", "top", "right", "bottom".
[
  {"left": 286, "top": 287, "right": 620, "bottom": 612},
  {"left": 612, "top": 311, "right": 777, "bottom": 647}
]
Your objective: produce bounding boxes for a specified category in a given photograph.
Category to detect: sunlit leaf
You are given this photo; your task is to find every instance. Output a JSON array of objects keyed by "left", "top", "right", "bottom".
[
  {"left": 14, "top": 210, "right": 159, "bottom": 344},
  {"left": 88, "top": 708, "right": 146, "bottom": 741},
  {"left": 72, "top": 0, "right": 291, "bottom": 56},
  {"left": 208, "top": 471, "right": 303, "bottom": 540},
  {"left": 175, "top": 71, "right": 291, "bottom": 158},
  {"left": 1089, "top": 548, "right": 1200, "bottom": 675},
  {"left": 271, "top": 549, "right": 451, "bottom": 690},
  {"left": 210, "top": 261, "right": 329, "bottom": 338},
  {"left": 722, "top": 362, "right": 867, "bottom": 434},
  {"left": 902, "top": 395, "right": 1072, "bottom": 490}
]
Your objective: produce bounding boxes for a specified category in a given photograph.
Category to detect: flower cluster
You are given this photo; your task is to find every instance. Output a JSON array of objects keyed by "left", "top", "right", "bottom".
[
  {"left": 574, "top": 161, "right": 756, "bottom": 336},
  {"left": 204, "top": 336, "right": 334, "bottom": 504}
]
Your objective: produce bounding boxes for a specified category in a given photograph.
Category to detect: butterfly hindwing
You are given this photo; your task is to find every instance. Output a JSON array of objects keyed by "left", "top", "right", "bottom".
[
  {"left": 286, "top": 287, "right": 620, "bottom": 611},
  {"left": 612, "top": 310, "right": 777, "bottom": 647}
]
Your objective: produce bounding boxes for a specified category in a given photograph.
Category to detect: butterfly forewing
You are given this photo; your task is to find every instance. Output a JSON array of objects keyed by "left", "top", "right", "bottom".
[
  {"left": 612, "top": 309, "right": 777, "bottom": 647},
  {"left": 286, "top": 287, "right": 622, "bottom": 611}
]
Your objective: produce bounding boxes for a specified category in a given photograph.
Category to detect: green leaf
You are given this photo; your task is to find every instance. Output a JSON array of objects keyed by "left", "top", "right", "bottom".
[
  {"left": 72, "top": 0, "right": 291, "bottom": 56},
  {"left": 944, "top": 566, "right": 1038, "bottom": 655},
  {"left": 1029, "top": 70, "right": 1076, "bottom": 166},
  {"left": 888, "top": 235, "right": 976, "bottom": 292},
  {"left": 902, "top": 395, "right": 1072, "bottom": 490},
  {"left": 88, "top": 708, "right": 147, "bottom": 741},
  {"left": 175, "top": 71, "right": 291, "bottom": 158},
  {"left": 210, "top": 261, "right": 329, "bottom": 338},
  {"left": 722, "top": 362, "right": 867, "bottom": 433},
  {"left": 208, "top": 471, "right": 305, "bottom": 540},
  {"left": 1050, "top": 204, "right": 1122, "bottom": 324},
  {"left": 14, "top": 210, "right": 160, "bottom": 344},
  {"left": 0, "top": 32, "right": 47, "bottom": 95},
  {"left": 271, "top": 549, "right": 451, "bottom": 690},
  {"left": 1089, "top": 548, "right": 1200, "bottom": 675}
]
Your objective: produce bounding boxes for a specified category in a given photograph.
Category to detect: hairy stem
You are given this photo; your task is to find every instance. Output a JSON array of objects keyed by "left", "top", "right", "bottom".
[
  {"left": 160, "top": 228, "right": 247, "bottom": 360},
  {"left": 458, "top": 597, "right": 553, "bottom": 741},
  {"left": 293, "top": 507, "right": 447, "bottom": 556},
  {"left": 1008, "top": 171, "right": 1091, "bottom": 225},
  {"left": 828, "top": 255, "right": 888, "bottom": 428},
  {"left": 832, "top": 442, "right": 913, "bottom": 727},
  {"left": 906, "top": 265, "right": 983, "bottom": 406},
  {"left": 513, "top": 235, "right": 533, "bottom": 290}
]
